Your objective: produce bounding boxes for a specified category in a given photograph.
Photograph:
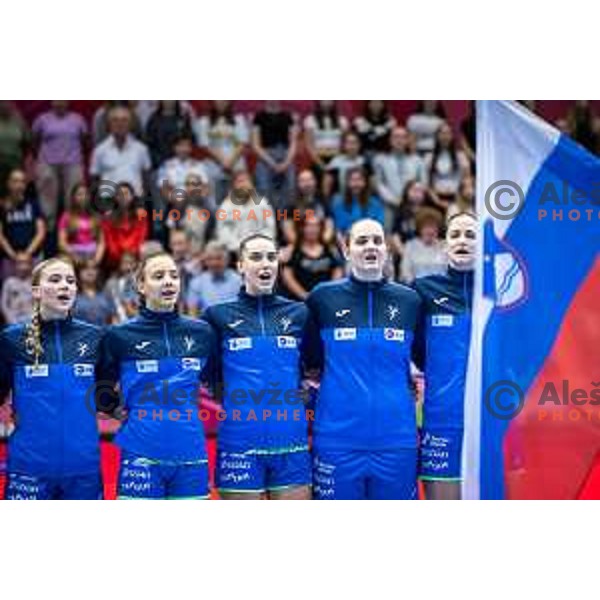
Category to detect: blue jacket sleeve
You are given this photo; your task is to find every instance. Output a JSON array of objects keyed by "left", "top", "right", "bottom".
[
  {"left": 301, "top": 294, "right": 324, "bottom": 376},
  {"left": 411, "top": 286, "right": 426, "bottom": 372},
  {"left": 200, "top": 309, "right": 223, "bottom": 403},
  {"left": 94, "top": 328, "right": 123, "bottom": 415}
]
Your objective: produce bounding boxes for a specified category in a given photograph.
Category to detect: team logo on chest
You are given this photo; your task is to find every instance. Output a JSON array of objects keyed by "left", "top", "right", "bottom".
[
  {"left": 279, "top": 316, "right": 292, "bottom": 333},
  {"left": 386, "top": 304, "right": 400, "bottom": 321},
  {"left": 183, "top": 336, "right": 195, "bottom": 352},
  {"left": 77, "top": 342, "right": 89, "bottom": 357}
]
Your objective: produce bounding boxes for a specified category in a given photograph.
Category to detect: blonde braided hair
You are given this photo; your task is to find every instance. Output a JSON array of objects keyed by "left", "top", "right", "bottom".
[{"left": 24, "top": 257, "right": 74, "bottom": 366}]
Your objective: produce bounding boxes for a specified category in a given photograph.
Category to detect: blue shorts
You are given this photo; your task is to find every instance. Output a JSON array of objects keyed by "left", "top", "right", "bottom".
[
  {"left": 419, "top": 429, "right": 463, "bottom": 481},
  {"left": 118, "top": 452, "right": 209, "bottom": 499},
  {"left": 216, "top": 448, "right": 311, "bottom": 494},
  {"left": 313, "top": 448, "right": 417, "bottom": 500},
  {"left": 5, "top": 471, "right": 102, "bottom": 500}
]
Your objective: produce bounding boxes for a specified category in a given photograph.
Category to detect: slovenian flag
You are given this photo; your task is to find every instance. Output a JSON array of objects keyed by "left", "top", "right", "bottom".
[{"left": 463, "top": 101, "right": 600, "bottom": 499}]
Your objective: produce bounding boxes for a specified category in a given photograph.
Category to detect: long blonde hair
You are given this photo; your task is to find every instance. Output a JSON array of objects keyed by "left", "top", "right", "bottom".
[{"left": 24, "top": 257, "right": 75, "bottom": 366}]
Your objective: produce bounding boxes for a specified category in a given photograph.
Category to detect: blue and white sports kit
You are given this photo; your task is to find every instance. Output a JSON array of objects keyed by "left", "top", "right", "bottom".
[
  {"left": 413, "top": 267, "right": 473, "bottom": 481},
  {"left": 0, "top": 318, "right": 103, "bottom": 500},
  {"left": 96, "top": 307, "right": 215, "bottom": 499},
  {"left": 305, "top": 276, "right": 423, "bottom": 500},
  {"left": 204, "top": 290, "right": 312, "bottom": 494}
]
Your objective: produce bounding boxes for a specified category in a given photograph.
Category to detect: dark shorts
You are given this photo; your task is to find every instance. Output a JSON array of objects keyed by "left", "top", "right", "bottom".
[
  {"left": 216, "top": 448, "right": 311, "bottom": 494},
  {"left": 312, "top": 448, "right": 418, "bottom": 500},
  {"left": 5, "top": 471, "right": 103, "bottom": 500},
  {"left": 419, "top": 429, "right": 463, "bottom": 481},
  {"left": 117, "top": 452, "right": 209, "bottom": 499}
]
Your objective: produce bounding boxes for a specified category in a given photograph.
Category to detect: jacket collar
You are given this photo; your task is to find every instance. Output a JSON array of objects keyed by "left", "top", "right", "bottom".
[
  {"left": 238, "top": 288, "right": 277, "bottom": 306},
  {"left": 139, "top": 305, "right": 179, "bottom": 321},
  {"left": 348, "top": 274, "right": 387, "bottom": 290}
]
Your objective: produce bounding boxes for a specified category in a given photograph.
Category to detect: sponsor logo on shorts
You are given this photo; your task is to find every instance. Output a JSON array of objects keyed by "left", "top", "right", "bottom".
[
  {"left": 228, "top": 337, "right": 252, "bottom": 351},
  {"left": 432, "top": 314, "right": 454, "bottom": 327},
  {"left": 73, "top": 363, "right": 94, "bottom": 377},
  {"left": 136, "top": 360, "right": 159, "bottom": 373},
  {"left": 25, "top": 364, "right": 49, "bottom": 378},
  {"left": 277, "top": 335, "right": 297, "bottom": 349},
  {"left": 384, "top": 328, "right": 405, "bottom": 341},
  {"left": 333, "top": 327, "right": 356, "bottom": 341}
]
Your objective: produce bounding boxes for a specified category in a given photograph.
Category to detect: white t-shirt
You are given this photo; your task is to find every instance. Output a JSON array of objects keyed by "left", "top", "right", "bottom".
[
  {"left": 304, "top": 114, "right": 348, "bottom": 158},
  {"left": 90, "top": 134, "right": 152, "bottom": 196},
  {"left": 194, "top": 115, "right": 249, "bottom": 163},
  {"left": 406, "top": 113, "right": 445, "bottom": 153}
]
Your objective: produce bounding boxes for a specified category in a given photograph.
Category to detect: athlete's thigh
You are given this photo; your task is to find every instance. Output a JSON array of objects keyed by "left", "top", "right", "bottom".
[
  {"left": 61, "top": 473, "right": 104, "bottom": 500},
  {"left": 117, "top": 453, "right": 165, "bottom": 500},
  {"left": 313, "top": 449, "right": 368, "bottom": 500},
  {"left": 266, "top": 450, "right": 312, "bottom": 499},
  {"left": 368, "top": 449, "right": 418, "bottom": 500},
  {"left": 166, "top": 461, "right": 210, "bottom": 500},
  {"left": 5, "top": 472, "right": 53, "bottom": 500},
  {"left": 423, "top": 480, "right": 461, "bottom": 500},
  {"left": 216, "top": 449, "right": 265, "bottom": 499}
]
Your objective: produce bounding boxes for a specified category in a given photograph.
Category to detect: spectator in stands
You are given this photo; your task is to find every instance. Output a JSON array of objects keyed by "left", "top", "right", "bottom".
[
  {"left": 447, "top": 175, "right": 476, "bottom": 219},
  {"left": 331, "top": 167, "right": 384, "bottom": 239},
  {"left": 282, "top": 215, "right": 344, "bottom": 300},
  {"left": 325, "top": 131, "right": 367, "bottom": 198},
  {"left": 73, "top": 259, "right": 115, "bottom": 327},
  {"left": 391, "top": 181, "right": 439, "bottom": 248},
  {"left": 90, "top": 106, "right": 152, "bottom": 197},
  {"left": 0, "top": 169, "right": 46, "bottom": 279},
  {"left": 353, "top": 100, "right": 397, "bottom": 157},
  {"left": 57, "top": 183, "right": 105, "bottom": 265},
  {"left": 195, "top": 100, "right": 249, "bottom": 204},
  {"left": 104, "top": 251, "right": 139, "bottom": 322},
  {"left": 425, "top": 123, "right": 470, "bottom": 207},
  {"left": 389, "top": 181, "right": 440, "bottom": 276},
  {"left": 407, "top": 101, "right": 447, "bottom": 154},
  {"left": 0, "top": 102, "right": 29, "bottom": 197},
  {"left": 400, "top": 207, "right": 447, "bottom": 283},
  {"left": 460, "top": 101, "right": 476, "bottom": 170},
  {"left": 156, "top": 133, "right": 209, "bottom": 192},
  {"left": 374, "top": 126, "right": 427, "bottom": 231},
  {"left": 145, "top": 101, "right": 194, "bottom": 168},
  {"left": 304, "top": 101, "right": 349, "bottom": 173},
  {"left": 282, "top": 169, "right": 334, "bottom": 246},
  {"left": 101, "top": 182, "right": 148, "bottom": 272},
  {"left": 92, "top": 101, "right": 143, "bottom": 146},
  {"left": 32, "top": 101, "right": 88, "bottom": 239},
  {"left": 186, "top": 241, "right": 241, "bottom": 315},
  {"left": 168, "top": 228, "right": 196, "bottom": 305},
  {"left": 214, "top": 171, "right": 276, "bottom": 259},
  {"left": 565, "top": 100, "right": 600, "bottom": 154},
  {"left": 181, "top": 173, "right": 216, "bottom": 255},
  {"left": 0, "top": 254, "right": 32, "bottom": 325},
  {"left": 252, "top": 100, "right": 298, "bottom": 208}
]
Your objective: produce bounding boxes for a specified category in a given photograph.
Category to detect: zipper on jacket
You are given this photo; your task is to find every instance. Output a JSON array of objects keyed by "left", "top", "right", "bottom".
[
  {"left": 162, "top": 321, "right": 172, "bottom": 356},
  {"left": 54, "top": 321, "right": 63, "bottom": 363},
  {"left": 55, "top": 321, "right": 64, "bottom": 478},
  {"left": 258, "top": 296, "right": 266, "bottom": 336},
  {"left": 367, "top": 286, "right": 374, "bottom": 444}
]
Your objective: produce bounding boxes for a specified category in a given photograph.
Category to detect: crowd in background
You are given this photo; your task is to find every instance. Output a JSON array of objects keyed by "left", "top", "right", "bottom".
[{"left": 0, "top": 99, "right": 588, "bottom": 328}]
